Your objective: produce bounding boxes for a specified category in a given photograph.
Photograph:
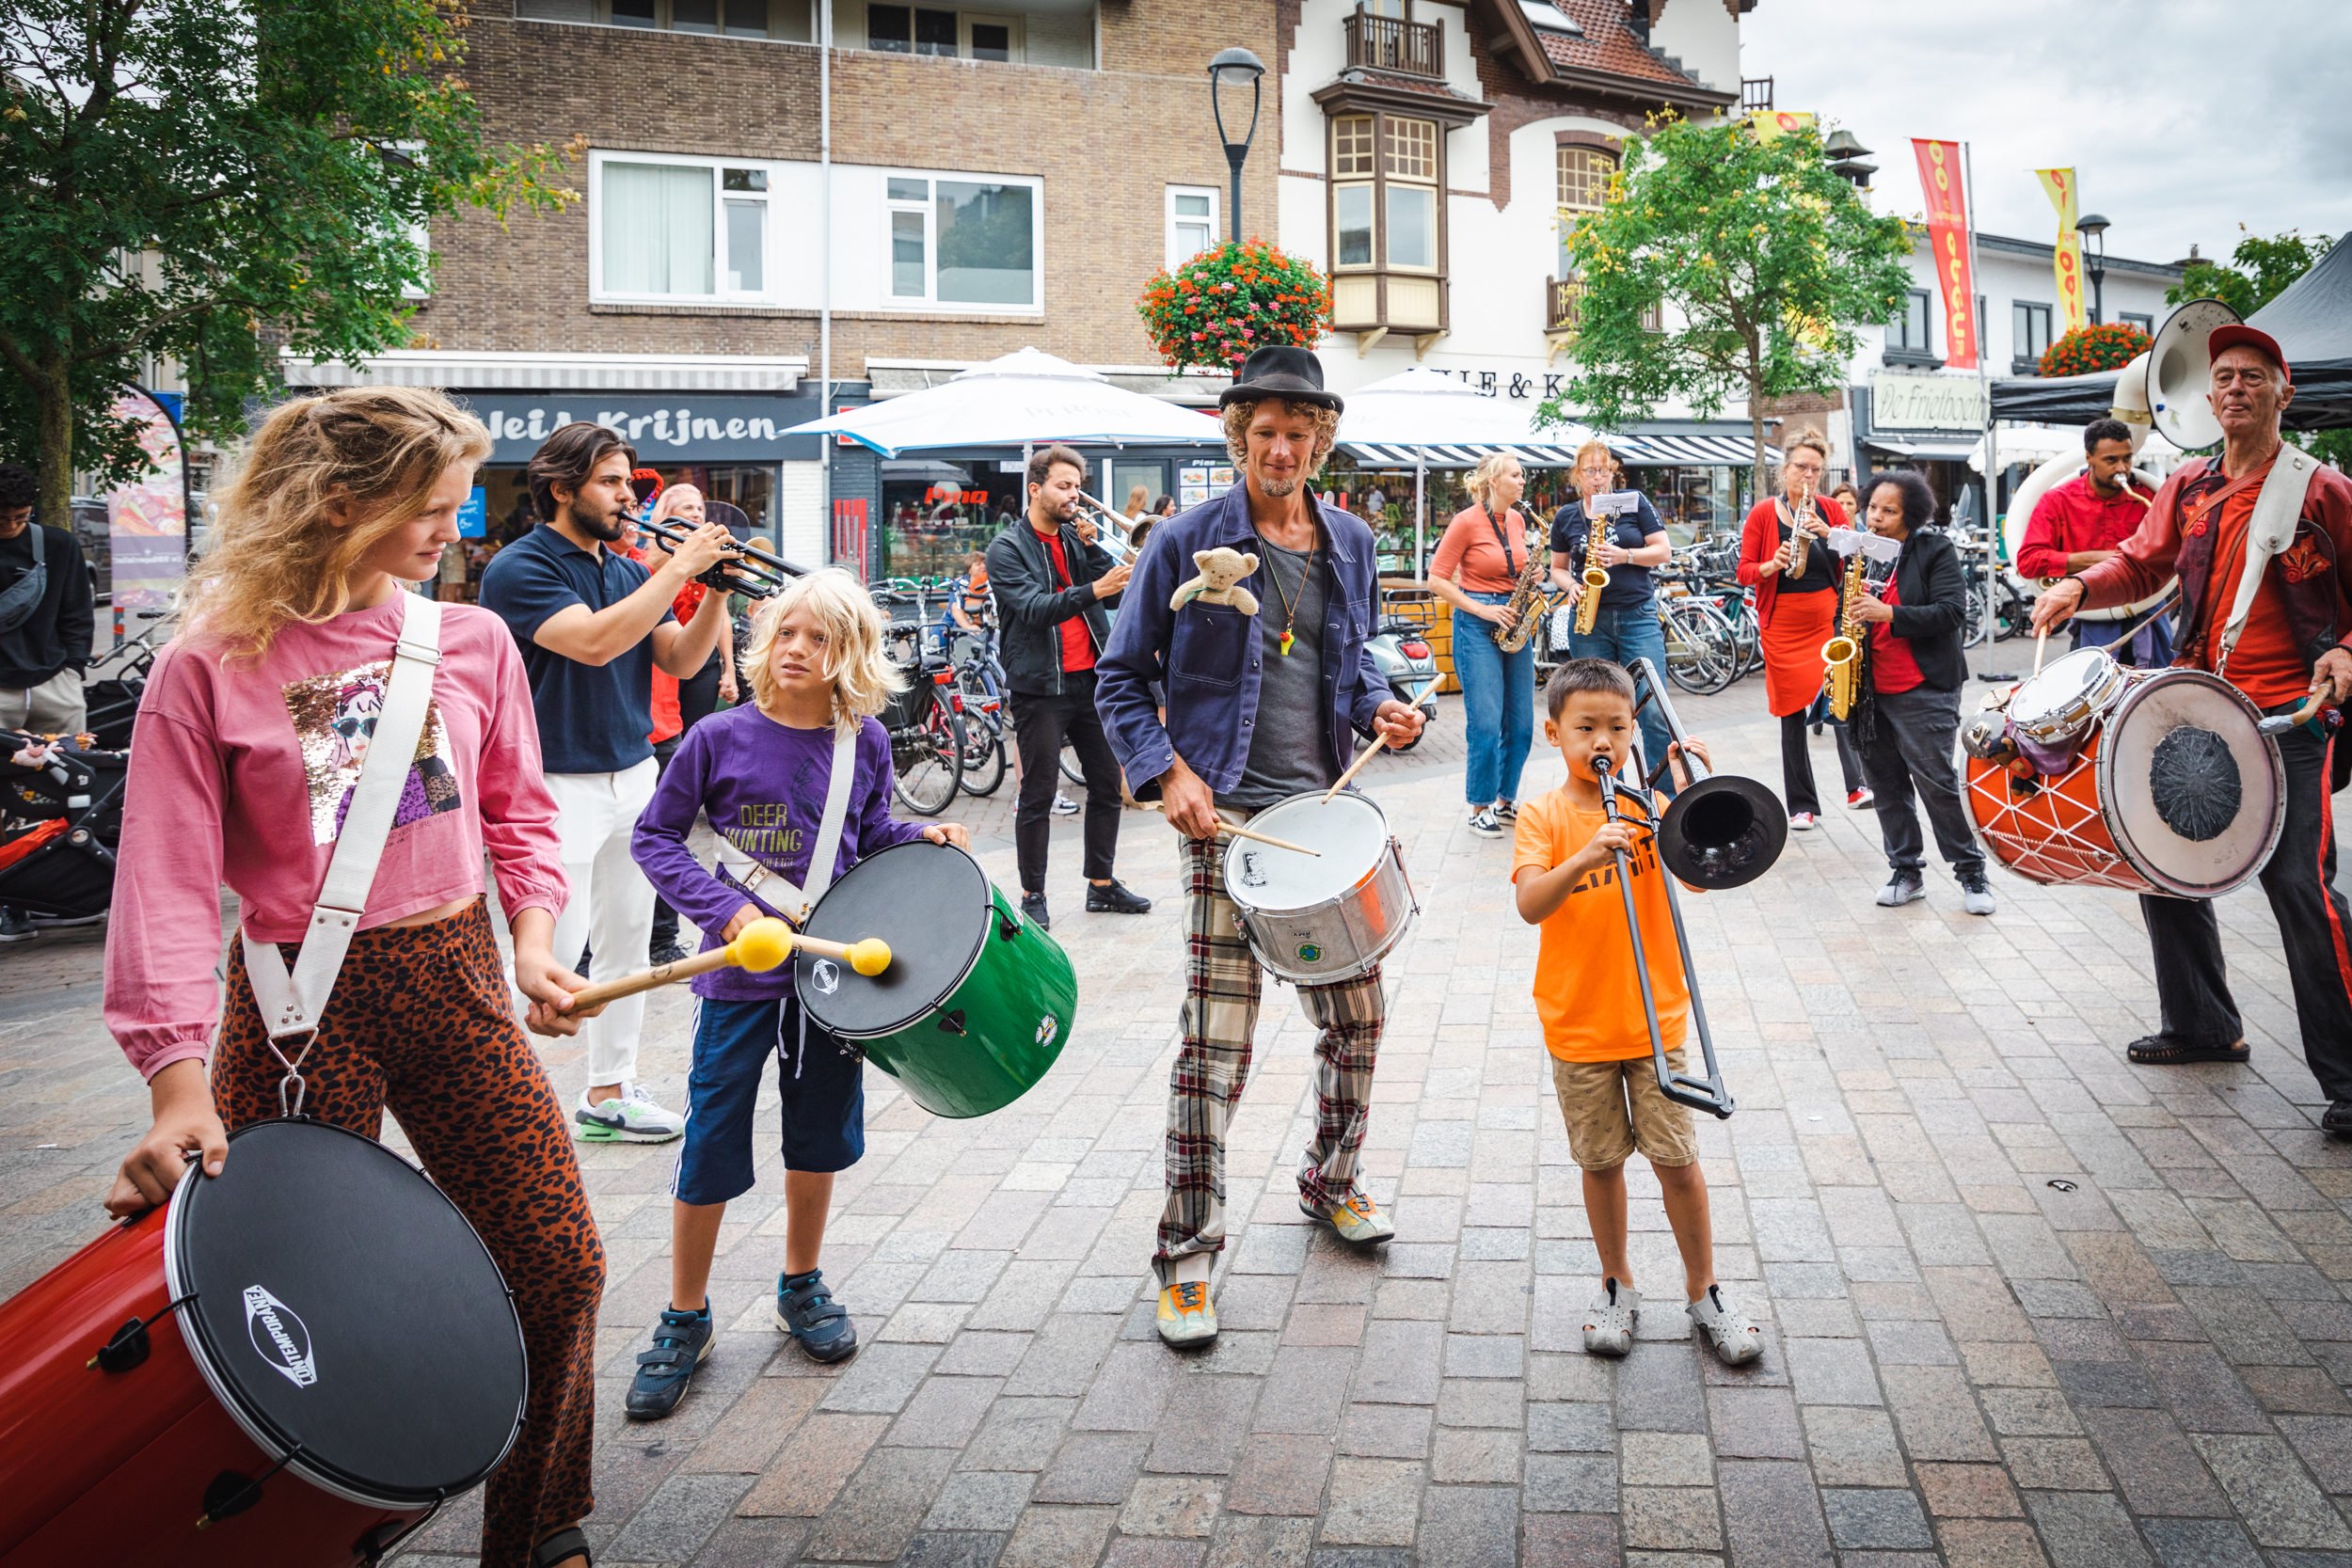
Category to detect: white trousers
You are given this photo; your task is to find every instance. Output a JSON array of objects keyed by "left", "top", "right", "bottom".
[{"left": 545, "top": 757, "right": 661, "bottom": 1087}]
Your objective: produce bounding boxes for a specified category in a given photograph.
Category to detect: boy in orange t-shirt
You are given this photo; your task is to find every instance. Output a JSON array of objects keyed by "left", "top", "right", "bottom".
[{"left": 1512, "top": 659, "right": 1763, "bottom": 1366}]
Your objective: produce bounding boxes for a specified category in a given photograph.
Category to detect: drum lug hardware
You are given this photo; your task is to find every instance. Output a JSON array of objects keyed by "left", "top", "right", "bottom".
[
  {"left": 87, "top": 1291, "right": 197, "bottom": 1372},
  {"left": 197, "top": 1447, "right": 296, "bottom": 1529},
  {"left": 998, "top": 911, "right": 1021, "bottom": 941},
  {"left": 937, "top": 1008, "right": 968, "bottom": 1036}
]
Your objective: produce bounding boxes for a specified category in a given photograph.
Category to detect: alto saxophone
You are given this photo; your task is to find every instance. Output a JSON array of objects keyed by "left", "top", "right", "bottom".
[
  {"left": 1572, "top": 497, "right": 1611, "bottom": 637},
  {"left": 1820, "top": 544, "right": 1867, "bottom": 721},
  {"left": 1495, "top": 515, "right": 1549, "bottom": 652}
]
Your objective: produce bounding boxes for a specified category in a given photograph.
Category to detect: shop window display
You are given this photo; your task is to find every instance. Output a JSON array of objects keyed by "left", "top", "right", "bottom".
[{"left": 879, "top": 462, "right": 1021, "bottom": 583}]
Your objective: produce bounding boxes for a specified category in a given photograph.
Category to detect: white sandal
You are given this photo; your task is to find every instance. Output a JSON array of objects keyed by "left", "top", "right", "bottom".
[
  {"left": 1688, "top": 1284, "right": 1764, "bottom": 1366},
  {"left": 1583, "top": 1277, "right": 1639, "bottom": 1356}
]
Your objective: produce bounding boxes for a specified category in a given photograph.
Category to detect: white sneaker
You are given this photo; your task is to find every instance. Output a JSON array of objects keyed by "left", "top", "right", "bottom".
[
  {"left": 1788, "top": 812, "right": 1816, "bottom": 832},
  {"left": 1468, "top": 806, "right": 1505, "bottom": 838},
  {"left": 575, "top": 1083, "right": 685, "bottom": 1144},
  {"left": 1051, "top": 794, "right": 1081, "bottom": 816}
]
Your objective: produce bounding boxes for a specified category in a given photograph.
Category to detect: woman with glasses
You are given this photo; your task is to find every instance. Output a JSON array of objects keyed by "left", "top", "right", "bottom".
[{"left": 1549, "top": 438, "right": 1676, "bottom": 794}]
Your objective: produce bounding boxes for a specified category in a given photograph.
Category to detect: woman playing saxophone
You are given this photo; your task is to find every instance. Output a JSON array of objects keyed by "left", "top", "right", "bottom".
[{"left": 1549, "top": 438, "right": 1677, "bottom": 794}]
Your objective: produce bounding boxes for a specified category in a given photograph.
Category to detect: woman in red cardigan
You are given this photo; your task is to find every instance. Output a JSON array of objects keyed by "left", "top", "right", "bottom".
[{"left": 1736, "top": 434, "right": 1851, "bottom": 829}]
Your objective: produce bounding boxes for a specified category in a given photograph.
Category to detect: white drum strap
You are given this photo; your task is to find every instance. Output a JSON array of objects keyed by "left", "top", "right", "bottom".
[
  {"left": 240, "top": 594, "right": 443, "bottom": 1109},
  {"left": 2216, "top": 445, "right": 2321, "bottom": 675},
  {"left": 712, "top": 722, "right": 857, "bottom": 925}
]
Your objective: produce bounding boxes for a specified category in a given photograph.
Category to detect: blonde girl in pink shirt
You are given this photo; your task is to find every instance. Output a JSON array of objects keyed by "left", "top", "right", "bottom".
[{"left": 102, "top": 387, "right": 603, "bottom": 1568}]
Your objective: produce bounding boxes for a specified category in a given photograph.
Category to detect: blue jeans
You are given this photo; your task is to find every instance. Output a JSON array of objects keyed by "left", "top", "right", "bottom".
[
  {"left": 1454, "top": 596, "right": 1534, "bottom": 806},
  {"left": 1566, "top": 600, "right": 1677, "bottom": 798}
]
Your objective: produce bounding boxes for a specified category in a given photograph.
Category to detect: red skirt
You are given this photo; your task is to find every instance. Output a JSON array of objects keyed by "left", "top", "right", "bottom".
[{"left": 1762, "top": 589, "right": 1837, "bottom": 718}]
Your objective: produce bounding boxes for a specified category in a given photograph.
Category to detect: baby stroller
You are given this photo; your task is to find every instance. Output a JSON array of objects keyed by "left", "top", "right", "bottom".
[{"left": 0, "top": 736, "right": 126, "bottom": 922}]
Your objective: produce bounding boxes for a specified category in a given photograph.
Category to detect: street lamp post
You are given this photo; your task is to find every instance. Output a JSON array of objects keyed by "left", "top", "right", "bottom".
[
  {"left": 1207, "top": 47, "right": 1265, "bottom": 245},
  {"left": 2076, "top": 213, "right": 2110, "bottom": 325}
]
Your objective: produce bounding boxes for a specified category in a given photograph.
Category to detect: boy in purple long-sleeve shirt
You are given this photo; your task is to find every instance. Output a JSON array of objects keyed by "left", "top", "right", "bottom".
[{"left": 626, "top": 573, "right": 967, "bottom": 1414}]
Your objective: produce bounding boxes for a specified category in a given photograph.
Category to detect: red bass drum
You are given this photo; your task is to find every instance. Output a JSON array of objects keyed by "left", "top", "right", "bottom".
[{"left": 0, "top": 1118, "right": 526, "bottom": 1566}]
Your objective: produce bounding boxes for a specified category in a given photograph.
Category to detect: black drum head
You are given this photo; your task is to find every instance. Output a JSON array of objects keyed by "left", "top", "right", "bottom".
[
  {"left": 797, "top": 839, "right": 989, "bottom": 1037},
  {"left": 168, "top": 1119, "right": 526, "bottom": 1504}
]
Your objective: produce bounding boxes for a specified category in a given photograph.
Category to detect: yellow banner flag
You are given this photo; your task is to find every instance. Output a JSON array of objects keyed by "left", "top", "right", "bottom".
[
  {"left": 1746, "top": 111, "right": 1817, "bottom": 143},
  {"left": 2035, "top": 167, "right": 2089, "bottom": 334}
]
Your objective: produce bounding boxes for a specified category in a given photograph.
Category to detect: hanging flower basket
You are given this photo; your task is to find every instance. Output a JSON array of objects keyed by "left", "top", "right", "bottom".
[
  {"left": 1136, "top": 240, "right": 1331, "bottom": 373},
  {"left": 2040, "top": 322, "right": 2153, "bottom": 378}
]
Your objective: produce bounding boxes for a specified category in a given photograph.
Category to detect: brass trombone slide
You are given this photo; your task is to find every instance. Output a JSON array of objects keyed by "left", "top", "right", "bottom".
[{"left": 1597, "top": 764, "right": 1738, "bottom": 1122}]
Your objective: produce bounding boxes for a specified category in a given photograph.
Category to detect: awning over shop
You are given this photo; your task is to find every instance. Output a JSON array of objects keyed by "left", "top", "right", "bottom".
[
  {"left": 1610, "top": 433, "right": 1773, "bottom": 466},
  {"left": 1342, "top": 441, "right": 1588, "bottom": 468},
  {"left": 1863, "top": 437, "right": 1980, "bottom": 462}
]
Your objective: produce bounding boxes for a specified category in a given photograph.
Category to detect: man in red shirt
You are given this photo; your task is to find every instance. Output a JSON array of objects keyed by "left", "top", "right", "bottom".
[
  {"left": 985, "top": 444, "right": 1149, "bottom": 930},
  {"left": 2034, "top": 325, "right": 2352, "bottom": 1127},
  {"left": 2015, "top": 419, "right": 2172, "bottom": 666}
]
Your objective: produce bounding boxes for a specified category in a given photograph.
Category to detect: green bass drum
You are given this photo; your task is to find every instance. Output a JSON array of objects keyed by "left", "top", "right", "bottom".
[{"left": 794, "top": 839, "right": 1075, "bottom": 1118}]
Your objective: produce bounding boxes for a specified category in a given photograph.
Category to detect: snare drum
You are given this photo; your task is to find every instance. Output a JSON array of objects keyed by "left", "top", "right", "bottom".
[
  {"left": 795, "top": 839, "right": 1075, "bottom": 1119},
  {"left": 2008, "top": 646, "right": 2130, "bottom": 748},
  {"left": 1222, "top": 791, "right": 1418, "bottom": 984},
  {"left": 0, "top": 1119, "right": 526, "bottom": 1567},
  {"left": 1965, "top": 666, "right": 2287, "bottom": 898}
]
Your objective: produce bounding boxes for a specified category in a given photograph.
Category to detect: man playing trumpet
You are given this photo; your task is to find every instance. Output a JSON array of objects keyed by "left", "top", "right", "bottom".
[
  {"left": 2031, "top": 325, "right": 2352, "bottom": 1117},
  {"left": 2015, "top": 418, "right": 2172, "bottom": 666}
]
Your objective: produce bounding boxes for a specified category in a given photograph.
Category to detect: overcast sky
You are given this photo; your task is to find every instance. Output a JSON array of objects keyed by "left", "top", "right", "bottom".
[{"left": 1740, "top": 0, "right": 2352, "bottom": 270}]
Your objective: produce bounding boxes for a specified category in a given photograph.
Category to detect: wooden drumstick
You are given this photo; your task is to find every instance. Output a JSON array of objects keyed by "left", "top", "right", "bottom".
[
  {"left": 1323, "top": 733, "right": 1390, "bottom": 803},
  {"left": 1138, "top": 802, "right": 1322, "bottom": 857},
  {"left": 564, "top": 919, "right": 887, "bottom": 1012},
  {"left": 2033, "top": 628, "right": 2050, "bottom": 676}
]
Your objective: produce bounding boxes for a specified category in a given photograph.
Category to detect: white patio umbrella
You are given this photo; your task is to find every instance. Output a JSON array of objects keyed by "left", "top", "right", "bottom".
[
  {"left": 1334, "top": 366, "right": 1597, "bottom": 578},
  {"left": 781, "top": 347, "right": 1225, "bottom": 457}
]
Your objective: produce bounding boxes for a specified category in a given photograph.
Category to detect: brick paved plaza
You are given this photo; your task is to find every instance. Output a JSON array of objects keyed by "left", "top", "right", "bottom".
[{"left": 8, "top": 666, "right": 2352, "bottom": 1568}]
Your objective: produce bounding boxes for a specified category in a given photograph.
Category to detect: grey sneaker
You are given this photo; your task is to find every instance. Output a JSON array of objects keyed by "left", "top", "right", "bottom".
[
  {"left": 1582, "top": 1277, "right": 1639, "bottom": 1356},
  {"left": 1875, "top": 872, "right": 1925, "bottom": 908},
  {"left": 1468, "top": 806, "right": 1505, "bottom": 838},
  {"left": 1688, "top": 1284, "right": 1764, "bottom": 1366},
  {"left": 1960, "top": 872, "right": 1995, "bottom": 916}
]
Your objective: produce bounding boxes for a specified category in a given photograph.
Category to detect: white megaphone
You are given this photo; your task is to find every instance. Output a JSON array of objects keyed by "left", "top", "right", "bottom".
[{"left": 2143, "top": 297, "right": 2242, "bottom": 451}]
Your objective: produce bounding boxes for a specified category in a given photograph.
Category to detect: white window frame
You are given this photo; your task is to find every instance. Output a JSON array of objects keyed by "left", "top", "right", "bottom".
[
  {"left": 879, "top": 167, "right": 1045, "bottom": 315},
  {"left": 862, "top": 5, "right": 1022, "bottom": 60},
  {"left": 1166, "top": 185, "right": 1219, "bottom": 270},
  {"left": 587, "top": 150, "right": 776, "bottom": 306},
  {"left": 593, "top": 0, "right": 794, "bottom": 35}
]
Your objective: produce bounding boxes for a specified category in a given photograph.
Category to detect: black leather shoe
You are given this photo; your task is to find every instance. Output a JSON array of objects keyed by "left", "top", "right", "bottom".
[
  {"left": 2324, "top": 1101, "right": 2352, "bottom": 1138},
  {"left": 1086, "top": 879, "right": 1152, "bottom": 914},
  {"left": 1021, "top": 892, "right": 1050, "bottom": 930}
]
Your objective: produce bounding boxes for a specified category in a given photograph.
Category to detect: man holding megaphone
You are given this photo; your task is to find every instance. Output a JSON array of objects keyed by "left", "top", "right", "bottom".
[{"left": 2032, "top": 322, "right": 2352, "bottom": 1123}]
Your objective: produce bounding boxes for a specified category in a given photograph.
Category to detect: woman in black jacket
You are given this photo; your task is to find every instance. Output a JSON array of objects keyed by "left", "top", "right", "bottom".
[{"left": 1848, "top": 469, "right": 1994, "bottom": 915}]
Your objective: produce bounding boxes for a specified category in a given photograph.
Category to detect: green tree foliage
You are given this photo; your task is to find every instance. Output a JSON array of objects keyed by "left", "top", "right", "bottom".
[
  {"left": 0, "top": 0, "right": 583, "bottom": 529},
  {"left": 2167, "top": 228, "right": 2346, "bottom": 468},
  {"left": 1534, "top": 114, "right": 1913, "bottom": 496}
]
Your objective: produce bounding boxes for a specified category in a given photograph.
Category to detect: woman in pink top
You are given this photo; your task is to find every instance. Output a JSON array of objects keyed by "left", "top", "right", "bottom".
[{"left": 102, "top": 387, "right": 604, "bottom": 1568}]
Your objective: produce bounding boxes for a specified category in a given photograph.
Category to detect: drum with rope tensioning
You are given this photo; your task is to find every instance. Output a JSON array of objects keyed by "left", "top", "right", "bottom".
[{"left": 0, "top": 1117, "right": 527, "bottom": 1566}]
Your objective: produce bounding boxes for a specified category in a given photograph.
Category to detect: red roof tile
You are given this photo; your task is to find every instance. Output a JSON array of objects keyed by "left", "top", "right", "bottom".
[{"left": 1536, "top": 0, "right": 1703, "bottom": 88}]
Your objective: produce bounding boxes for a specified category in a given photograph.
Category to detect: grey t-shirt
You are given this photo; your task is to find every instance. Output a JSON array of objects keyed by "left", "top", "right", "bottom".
[{"left": 1220, "top": 538, "right": 1342, "bottom": 811}]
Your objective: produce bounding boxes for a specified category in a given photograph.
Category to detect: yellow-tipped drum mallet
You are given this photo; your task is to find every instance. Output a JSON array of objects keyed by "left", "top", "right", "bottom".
[{"left": 564, "top": 918, "right": 889, "bottom": 1012}]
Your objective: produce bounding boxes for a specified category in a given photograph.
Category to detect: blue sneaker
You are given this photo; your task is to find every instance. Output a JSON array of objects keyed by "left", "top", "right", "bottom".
[
  {"left": 625, "top": 1301, "right": 713, "bottom": 1420},
  {"left": 775, "top": 1268, "right": 858, "bottom": 1363}
]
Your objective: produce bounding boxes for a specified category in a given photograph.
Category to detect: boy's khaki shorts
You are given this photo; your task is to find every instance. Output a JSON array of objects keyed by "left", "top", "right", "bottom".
[{"left": 1551, "top": 1050, "right": 1699, "bottom": 1171}]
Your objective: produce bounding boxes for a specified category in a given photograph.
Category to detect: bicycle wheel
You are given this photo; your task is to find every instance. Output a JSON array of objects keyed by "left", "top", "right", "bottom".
[
  {"left": 1060, "top": 744, "right": 1085, "bottom": 785},
  {"left": 958, "top": 722, "right": 1007, "bottom": 797},
  {"left": 892, "top": 699, "right": 963, "bottom": 816},
  {"left": 1962, "top": 582, "right": 1990, "bottom": 648},
  {"left": 1660, "top": 600, "right": 1736, "bottom": 695}
]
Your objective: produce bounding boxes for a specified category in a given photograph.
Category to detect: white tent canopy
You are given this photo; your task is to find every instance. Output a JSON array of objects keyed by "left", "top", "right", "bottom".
[
  {"left": 1964, "top": 422, "right": 2187, "bottom": 473},
  {"left": 782, "top": 347, "right": 1225, "bottom": 458}
]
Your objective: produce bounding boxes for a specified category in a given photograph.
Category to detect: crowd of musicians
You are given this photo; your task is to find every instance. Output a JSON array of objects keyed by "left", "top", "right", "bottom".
[{"left": 67, "top": 325, "right": 2352, "bottom": 1567}]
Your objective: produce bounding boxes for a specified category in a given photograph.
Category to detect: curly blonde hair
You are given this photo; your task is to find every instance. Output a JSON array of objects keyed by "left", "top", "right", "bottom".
[
  {"left": 1220, "top": 398, "right": 1343, "bottom": 476},
  {"left": 741, "top": 569, "right": 907, "bottom": 736},
  {"left": 181, "top": 387, "right": 490, "bottom": 660}
]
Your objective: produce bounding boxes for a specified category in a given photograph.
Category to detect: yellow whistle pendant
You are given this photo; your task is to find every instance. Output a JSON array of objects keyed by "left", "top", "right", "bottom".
[{"left": 1279, "top": 630, "right": 1295, "bottom": 656}]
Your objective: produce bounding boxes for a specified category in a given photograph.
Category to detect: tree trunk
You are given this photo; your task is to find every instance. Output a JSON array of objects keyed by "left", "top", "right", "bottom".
[
  {"left": 35, "top": 349, "right": 74, "bottom": 535},
  {"left": 1746, "top": 368, "right": 1769, "bottom": 524}
]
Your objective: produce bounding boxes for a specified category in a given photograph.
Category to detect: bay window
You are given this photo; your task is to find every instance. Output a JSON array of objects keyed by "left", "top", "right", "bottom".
[{"left": 1325, "top": 109, "right": 1448, "bottom": 339}]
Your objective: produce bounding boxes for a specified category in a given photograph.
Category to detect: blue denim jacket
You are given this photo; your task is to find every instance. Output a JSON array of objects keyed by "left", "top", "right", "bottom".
[{"left": 1096, "top": 483, "right": 1391, "bottom": 800}]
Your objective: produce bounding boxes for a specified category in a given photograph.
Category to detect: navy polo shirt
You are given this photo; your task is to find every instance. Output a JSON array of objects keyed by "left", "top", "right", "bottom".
[{"left": 479, "top": 523, "right": 675, "bottom": 774}]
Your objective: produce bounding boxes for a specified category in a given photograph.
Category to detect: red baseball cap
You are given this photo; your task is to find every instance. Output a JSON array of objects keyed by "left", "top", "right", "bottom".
[{"left": 2208, "top": 324, "right": 2292, "bottom": 382}]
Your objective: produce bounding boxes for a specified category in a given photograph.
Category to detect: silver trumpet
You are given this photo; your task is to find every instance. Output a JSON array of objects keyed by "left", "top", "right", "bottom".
[{"left": 639, "top": 499, "right": 814, "bottom": 599}]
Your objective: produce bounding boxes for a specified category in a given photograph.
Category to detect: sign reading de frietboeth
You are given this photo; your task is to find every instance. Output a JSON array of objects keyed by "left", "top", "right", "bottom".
[{"left": 1870, "top": 372, "right": 1988, "bottom": 433}]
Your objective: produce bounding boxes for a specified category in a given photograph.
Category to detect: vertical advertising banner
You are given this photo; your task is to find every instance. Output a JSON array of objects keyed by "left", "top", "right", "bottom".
[
  {"left": 1910, "top": 140, "right": 1979, "bottom": 370},
  {"left": 2034, "top": 168, "right": 2089, "bottom": 334},
  {"left": 104, "top": 388, "right": 190, "bottom": 616}
]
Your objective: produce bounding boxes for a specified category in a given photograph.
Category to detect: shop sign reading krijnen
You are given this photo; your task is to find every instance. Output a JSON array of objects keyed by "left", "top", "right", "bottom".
[
  {"left": 463, "top": 394, "right": 821, "bottom": 464},
  {"left": 1870, "top": 373, "right": 1986, "bottom": 433}
]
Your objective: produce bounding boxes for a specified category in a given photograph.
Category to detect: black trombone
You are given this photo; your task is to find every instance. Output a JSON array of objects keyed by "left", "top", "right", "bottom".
[
  {"left": 1589, "top": 657, "right": 1789, "bottom": 1120},
  {"left": 637, "top": 498, "right": 816, "bottom": 599}
]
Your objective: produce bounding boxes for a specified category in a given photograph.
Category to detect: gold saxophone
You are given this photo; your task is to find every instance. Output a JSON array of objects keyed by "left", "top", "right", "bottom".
[
  {"left": 1495, "top": 515, "right": 1550, "bottom": 652},
  {"left": 1572, "top": 496, "right": 1611, "bottom": 637},
  {"left": 1820, "top": 545, "right": 1866, "bottom": 721}
]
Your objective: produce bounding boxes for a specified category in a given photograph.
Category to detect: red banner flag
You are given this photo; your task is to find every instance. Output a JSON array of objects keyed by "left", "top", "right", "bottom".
[{"left": 1910, "top": 139, "right": 1979, "bottom": 371}]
